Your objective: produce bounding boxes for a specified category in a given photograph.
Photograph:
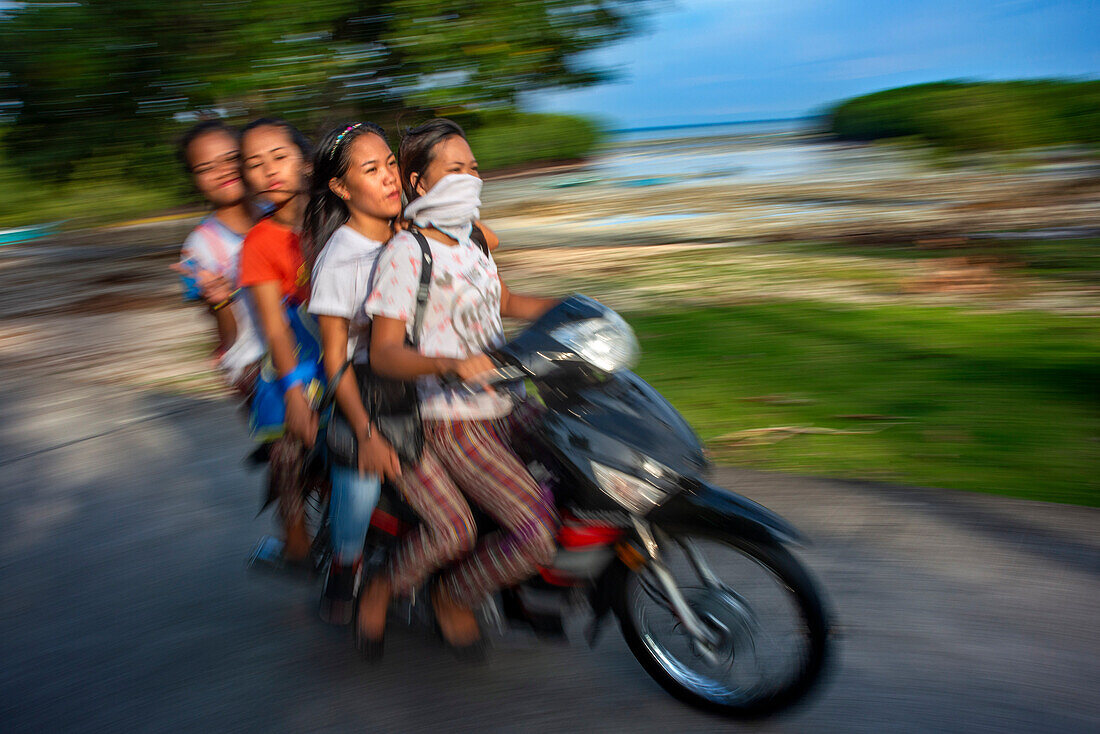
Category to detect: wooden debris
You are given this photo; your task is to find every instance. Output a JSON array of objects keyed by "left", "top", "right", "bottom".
[
  {"left": 738, "top": 395, "right": 818, "bottom": 405},
  {"left": 710, "top": 423, "right": 897, "bottom": 447}
]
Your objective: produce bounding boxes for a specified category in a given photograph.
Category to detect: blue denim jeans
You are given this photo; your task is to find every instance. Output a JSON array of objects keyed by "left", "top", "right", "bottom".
[{"left": 329, "top": 465, "right": 381, "bottom": 564}]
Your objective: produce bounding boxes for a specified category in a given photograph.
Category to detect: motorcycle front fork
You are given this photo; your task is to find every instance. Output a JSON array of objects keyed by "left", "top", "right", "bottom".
[{"left": 627, "top": 518, "right": 724, "bottom": 664}]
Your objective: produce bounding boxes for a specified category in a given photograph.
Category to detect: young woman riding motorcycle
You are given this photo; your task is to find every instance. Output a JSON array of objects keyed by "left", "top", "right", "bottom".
[{"left": 358, "top": 118, "right": 560, "bottom": 654}]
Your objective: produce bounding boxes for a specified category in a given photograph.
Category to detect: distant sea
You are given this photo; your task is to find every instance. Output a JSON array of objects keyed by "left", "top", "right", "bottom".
[{"left": 608, "top": 118, "right": 819, "bottom": 143}]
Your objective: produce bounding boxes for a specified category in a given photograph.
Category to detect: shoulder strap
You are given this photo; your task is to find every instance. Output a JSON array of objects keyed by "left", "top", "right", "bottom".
[
  {"left": 470, "top": 223, "right": 489, "bottom": 257},
  {"left": 407, "top": 229, "right": 433, "bottom": 348},
  {"left": 317, "top": 358, "right": 353, "bottom": 415}
]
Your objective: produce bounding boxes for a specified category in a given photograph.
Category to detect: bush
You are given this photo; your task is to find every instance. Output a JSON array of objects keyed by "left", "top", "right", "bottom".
[
  {"left": 827, "top": 80, "right": 1100, "bottom": 151},
  {"left": 460, "top": 111, "right": 603, "bottom": 171}
]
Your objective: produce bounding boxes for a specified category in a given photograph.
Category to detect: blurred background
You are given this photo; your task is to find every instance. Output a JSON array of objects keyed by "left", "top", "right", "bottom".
[{"left": 0, "top": 1, "right": 1097, "bottom": 732}]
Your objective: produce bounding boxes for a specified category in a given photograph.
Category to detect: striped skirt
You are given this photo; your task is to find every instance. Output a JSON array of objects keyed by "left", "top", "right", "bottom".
[{"left": 386, "top": 410, "right": 557, "bottom": 608}]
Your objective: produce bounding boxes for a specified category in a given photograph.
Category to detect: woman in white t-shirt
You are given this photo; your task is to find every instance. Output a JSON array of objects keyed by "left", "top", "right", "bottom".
[
  {"left": 361, "top": 119, "right": 559, "bottom": 654},
  {"left": 304, "top": 122, "right": 402, "bottom": 632}
]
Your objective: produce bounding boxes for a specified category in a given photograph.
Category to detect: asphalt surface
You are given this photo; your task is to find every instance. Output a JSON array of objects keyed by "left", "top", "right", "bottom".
[{"left": 1, "top": 374, "right": 1097, "bottom": 734}]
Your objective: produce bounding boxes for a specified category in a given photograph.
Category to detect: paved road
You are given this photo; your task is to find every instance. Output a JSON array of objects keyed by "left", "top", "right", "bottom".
[{"left": 1, "top": 377, "right": 1097, "bottom": 733}]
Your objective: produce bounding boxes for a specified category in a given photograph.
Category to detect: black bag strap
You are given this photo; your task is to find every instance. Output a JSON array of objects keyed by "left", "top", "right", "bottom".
[
  {"left": 407, "top": 228, "right": 434, "bottom": 349},
  {"left": 316, "top": 358, "right": 353, "bottom": 415},
  {"left": 470, "top": 223, "right": 490, "bottom": 257}
]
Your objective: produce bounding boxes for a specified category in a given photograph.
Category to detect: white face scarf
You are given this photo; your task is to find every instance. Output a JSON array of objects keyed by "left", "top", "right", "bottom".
[{"left": 404, "top": 173, "right": 482, "bottom": 245}]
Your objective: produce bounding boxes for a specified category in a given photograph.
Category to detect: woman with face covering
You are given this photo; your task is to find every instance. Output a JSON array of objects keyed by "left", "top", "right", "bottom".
[
  {"left": 360, "top": 119, "right": 559, "bottom": 654},
  {"left": 304, "top": 122, "right": 402, "bottom": 634}
]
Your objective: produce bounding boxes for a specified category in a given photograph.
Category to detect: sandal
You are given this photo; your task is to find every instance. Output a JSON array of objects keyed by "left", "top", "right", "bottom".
[
  {"left": 355, "top": 575, "right": 390, "bottom": 661},
  {"left": 431, "top": 584, "right": 486, "bottom": 662}
]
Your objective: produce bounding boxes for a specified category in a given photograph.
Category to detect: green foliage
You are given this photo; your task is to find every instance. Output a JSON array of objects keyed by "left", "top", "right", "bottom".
[
  {"left": 0, "top": 0, "right": 647, "bottom": 183},
  {"left": 0, "top": 131, "right": 179, "bottom": 227},
  {"left": 828, "top": 80, "right": 1100, "bottom": 151},
  {"left": 463, "top": 111, "right": 602, "bottom": 170},
  {"left": 381, "top": 0, "right": 640, "bottom": 111},
  {"left": 0, "top": 109, "right": 601, "bottom": 226},
  {"left": 630, "top": 303, "right": 1099, "bottom": 506}
]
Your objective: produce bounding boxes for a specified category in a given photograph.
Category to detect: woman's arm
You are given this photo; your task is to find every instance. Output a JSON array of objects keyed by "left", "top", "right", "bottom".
[
  {"left": 475, "top": 220, "right": 500, "bottom": 252},
  {"left": 499, "top": 281, "right": 558, "bottom": 322},
  {"left": 369, "top": 316, "right": 494, "bottom": 382},
  {"left": 318, "top": 316, "right": 400, "bottom": 479},
  {"left": 319, "top": 316, "right": 369, "bottom": 433},
  {"left": 250, "top": 280, "right": 318, "bottom": 446},
  {"left": 173, "top": 261, "right": 238, "bottom": 351},
  {"left": 212, "top": 306, "right": 238, "bottom": 352}
]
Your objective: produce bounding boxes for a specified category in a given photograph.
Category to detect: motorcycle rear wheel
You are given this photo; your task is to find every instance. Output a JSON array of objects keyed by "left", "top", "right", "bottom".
[
  {"left": 613, "top": 532, "right": 830, "bottom": 718},
  {"left": 305, "top": 481, "right": 331, "bottom": 572}
]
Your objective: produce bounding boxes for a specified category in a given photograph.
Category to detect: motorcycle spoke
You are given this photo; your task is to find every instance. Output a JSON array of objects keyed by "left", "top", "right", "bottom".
[
  {"left": 636, "top": 568, "right": 676, "bottom": 610},
  {"left": 677, "top": 538, "right": 724, "bottom": 590}
]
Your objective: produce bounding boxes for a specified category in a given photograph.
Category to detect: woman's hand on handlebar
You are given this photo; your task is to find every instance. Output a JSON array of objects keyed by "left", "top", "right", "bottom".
[
  {"left": 358, "top": 429, "right": 401, "bottom": 482},
  {"left": 443, "top": 354, "right": 497, "bottom": 391}
]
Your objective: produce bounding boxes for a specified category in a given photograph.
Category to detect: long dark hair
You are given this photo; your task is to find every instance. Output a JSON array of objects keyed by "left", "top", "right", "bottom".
[
  {"left": 398, "top": 118, "right": 466, "bottom": 204},
  {"left": 303, "top": 121, "right": 388, "bottom": 265}
]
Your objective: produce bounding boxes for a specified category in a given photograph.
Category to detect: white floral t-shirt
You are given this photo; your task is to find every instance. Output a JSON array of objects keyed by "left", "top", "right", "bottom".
[{"left": 365, "top": 229, "right": 512, "bottom": 420}]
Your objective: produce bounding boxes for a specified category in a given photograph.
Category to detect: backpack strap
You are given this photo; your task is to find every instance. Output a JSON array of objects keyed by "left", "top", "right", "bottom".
[
  {"left": 470, "top": 223, "right": 489, "bottom": 257},
  {"left": 406, "top": 229, "right": 434, "bottom": 348}
]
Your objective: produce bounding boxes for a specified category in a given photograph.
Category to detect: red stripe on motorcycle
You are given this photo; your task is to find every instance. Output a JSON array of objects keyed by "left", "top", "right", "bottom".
[
  {"left": 556, "top": 523, "right": 624, "bottom": 549},
  {"left": 538, "top": 567, "right": 579, "bottom": 586},
  {"left": 369, "top": 509, "right": 403, "bottom": 536}
]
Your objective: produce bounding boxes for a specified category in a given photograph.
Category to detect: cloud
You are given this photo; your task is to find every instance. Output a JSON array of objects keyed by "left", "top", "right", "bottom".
[
  {"left": 531, "top": 0, "right": 1100, "bottom": 126},
  {"left": 822, "top": 53, "right": 938, "bottom": 81}
]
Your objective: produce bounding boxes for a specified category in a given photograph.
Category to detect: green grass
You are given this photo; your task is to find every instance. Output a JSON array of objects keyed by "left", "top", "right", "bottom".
[
  {"left": 628, "top": 302, "right": 1099, "bottom": 506},
  {"left": 772, "top": 238, "right": 1100, "bottom": 284},
  {"left": 0, "top": 155, "right": 182, "bottom": 228}
]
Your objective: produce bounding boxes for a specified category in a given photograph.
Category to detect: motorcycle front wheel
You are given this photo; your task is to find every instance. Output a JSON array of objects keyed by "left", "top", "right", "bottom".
[{"left": 613, "top": 532, "right": 830, "bottom": 718}]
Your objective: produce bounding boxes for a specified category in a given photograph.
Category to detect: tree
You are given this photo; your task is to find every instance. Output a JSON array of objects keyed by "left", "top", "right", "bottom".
[{"left": 0, "top": 0, "right": 650, "bottom": 181}]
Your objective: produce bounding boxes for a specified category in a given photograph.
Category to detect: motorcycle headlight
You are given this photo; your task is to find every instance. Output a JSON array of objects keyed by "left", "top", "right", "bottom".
[
  {"left": 590, "top": 460, "right": 669, "bottom": 515},
  {"left": 549, "top": 311, "right": 639, "bottom": 373}
]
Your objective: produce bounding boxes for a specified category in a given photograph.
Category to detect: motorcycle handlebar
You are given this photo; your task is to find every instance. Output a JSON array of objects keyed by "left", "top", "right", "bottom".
[{"left": 438, "top": 361, "right": 527, "bottom": 394}]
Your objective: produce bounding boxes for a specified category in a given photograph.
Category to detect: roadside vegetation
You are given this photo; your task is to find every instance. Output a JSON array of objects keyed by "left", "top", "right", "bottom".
[
  {"left": 0, "top": 111, "right": 603, "bottom": 229},
  {"left": 463, "top": 111, "right": 602, "bottom": 172},
  {"left": 0, "top": 139, "right": 182, "bottom": 228}
]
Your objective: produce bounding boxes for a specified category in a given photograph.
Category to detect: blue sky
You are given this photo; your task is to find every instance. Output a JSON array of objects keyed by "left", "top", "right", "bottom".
[{"left": 529, "top": 0, "right": 1100, "bottom": 128}]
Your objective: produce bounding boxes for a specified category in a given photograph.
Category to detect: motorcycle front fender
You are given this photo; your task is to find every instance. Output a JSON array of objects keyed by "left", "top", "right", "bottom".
[{"left": 648, "top": 479, "right": 806, "bottom": 546}]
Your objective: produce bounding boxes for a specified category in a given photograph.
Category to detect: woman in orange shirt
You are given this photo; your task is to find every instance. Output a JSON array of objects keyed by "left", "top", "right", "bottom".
[{"left": 238, "top": 117, "right": 318, "bottom": 563}]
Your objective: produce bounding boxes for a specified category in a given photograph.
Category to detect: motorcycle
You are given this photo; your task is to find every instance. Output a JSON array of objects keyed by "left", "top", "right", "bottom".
[{"left": 253, "top": 294, "right": 831, "bottom": 718}]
